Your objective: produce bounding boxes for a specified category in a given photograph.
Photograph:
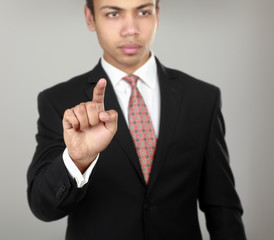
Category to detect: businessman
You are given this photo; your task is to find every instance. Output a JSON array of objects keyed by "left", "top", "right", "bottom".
[{"left": 27, "top": 0, "right": 247, "bottom": 239}]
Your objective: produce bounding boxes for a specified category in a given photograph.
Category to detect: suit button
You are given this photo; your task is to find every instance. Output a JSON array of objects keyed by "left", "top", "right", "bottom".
[
  {"left": 144, "top": 203, "right": 152, "bottom": 211},
  {"left": 56, "top": 184, "right": 66, "bottom": 199}
]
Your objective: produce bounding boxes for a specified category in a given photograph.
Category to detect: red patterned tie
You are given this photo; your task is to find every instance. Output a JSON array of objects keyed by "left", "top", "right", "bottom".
[{"left": 123, "top": 75, "right": 157, "bottom": 184}]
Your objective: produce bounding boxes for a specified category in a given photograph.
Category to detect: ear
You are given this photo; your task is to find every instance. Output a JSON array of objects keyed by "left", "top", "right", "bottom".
[
  {"left": 156, "top": 4, "right": 160, "bottom": 29},
  {"left": 84, "top": 5, "right": 96, "bottom": 32}
]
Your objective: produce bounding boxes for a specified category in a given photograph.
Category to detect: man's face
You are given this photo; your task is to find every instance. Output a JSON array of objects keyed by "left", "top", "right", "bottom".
[{"left": 85, "top": 0, "right": 160, "bottom": 74}]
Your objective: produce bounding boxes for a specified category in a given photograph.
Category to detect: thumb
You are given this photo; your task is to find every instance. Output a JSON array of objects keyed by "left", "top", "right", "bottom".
[{"left": 99, "top": 110, "right": 118, "bottom": 134}]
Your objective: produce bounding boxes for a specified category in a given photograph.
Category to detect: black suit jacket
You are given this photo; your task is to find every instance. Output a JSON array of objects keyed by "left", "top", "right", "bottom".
[{"left": 27, "top": 59, "right": 246, "bottom": 240}]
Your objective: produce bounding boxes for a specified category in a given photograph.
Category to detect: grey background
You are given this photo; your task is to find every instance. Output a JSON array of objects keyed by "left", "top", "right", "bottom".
[{"left": 0, "top": 0, "right": 273, "bottom": 239}]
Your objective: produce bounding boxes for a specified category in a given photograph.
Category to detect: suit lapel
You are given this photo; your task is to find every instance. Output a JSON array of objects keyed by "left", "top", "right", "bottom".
[
  {"left": 85, "top": 62, "right": 146, "bottom": 185},
  {"left": 84, "top": 60, "right": 186, "bottom": 190},
  {"left": 146, "top": 60, "right": 185, "bottom": 193}
]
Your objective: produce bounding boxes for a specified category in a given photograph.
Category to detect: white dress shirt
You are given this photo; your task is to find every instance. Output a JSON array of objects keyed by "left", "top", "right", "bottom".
[{"left": 63, "top": 53, "right": 160, "bottom": 187}]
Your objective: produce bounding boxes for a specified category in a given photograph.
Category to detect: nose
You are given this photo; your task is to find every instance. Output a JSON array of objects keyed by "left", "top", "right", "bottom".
[{"left": 121, "top": 14, "right": 139, "bottom": 37}]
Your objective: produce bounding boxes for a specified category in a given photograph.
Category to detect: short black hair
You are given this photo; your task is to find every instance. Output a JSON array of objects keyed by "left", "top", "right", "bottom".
[{"left": 86, "top": 0, "right": 160, "bottom": 15}]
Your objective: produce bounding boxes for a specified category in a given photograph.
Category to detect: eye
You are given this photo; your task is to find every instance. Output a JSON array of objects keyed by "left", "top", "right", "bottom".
[
  {"left": 138, "top": 10, "right": 151, "bottom": 16},
  {"left": 106, "top": 12, "right": 119, "bottom": 18}
]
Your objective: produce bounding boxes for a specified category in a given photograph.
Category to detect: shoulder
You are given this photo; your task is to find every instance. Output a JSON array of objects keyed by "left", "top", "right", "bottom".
[
  {"left": 37, "top": 70, "right": 93, "bottom": 115},
  {"left": 167, "top": 67, "right": 219, "bottom": 93},
  {"left": 40, "top": 70, "right": 91, "bottom": 99},
  {"left": 38, "top": 61, "right": 104, "bottom": 107},
  {"left": 159, "top": 63, "right": 221, "bottom": 104},
  {"left": 160, "top": 64, "right": 223, "bottom": 120},
  {"left": 156, "top": 57, "right": 219, "bottom": 94}
]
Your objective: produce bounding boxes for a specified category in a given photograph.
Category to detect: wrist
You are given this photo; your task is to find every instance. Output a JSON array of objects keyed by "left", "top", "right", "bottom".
[{"left": 70, "top": 153, "right": 98, "bottom": 174}]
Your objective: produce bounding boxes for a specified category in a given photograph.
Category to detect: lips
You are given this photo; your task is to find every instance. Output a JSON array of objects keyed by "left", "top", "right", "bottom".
[{"left": 119, "top": 43, "right": 141, "bottom": 55}]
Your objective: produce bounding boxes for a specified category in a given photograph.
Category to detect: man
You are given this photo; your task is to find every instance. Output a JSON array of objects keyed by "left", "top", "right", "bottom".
[{"left": 27, "top": 0, "right": 247, "bottom": 239}]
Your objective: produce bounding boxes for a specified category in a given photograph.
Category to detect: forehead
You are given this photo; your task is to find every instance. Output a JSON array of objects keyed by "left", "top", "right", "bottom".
[{"left": 93, "top": 0, "right": 157, "bottom": 9}]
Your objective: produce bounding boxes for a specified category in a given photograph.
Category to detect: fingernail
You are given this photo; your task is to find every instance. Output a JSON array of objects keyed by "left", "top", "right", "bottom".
[
  {"left": 102, "top": 112, "right": 109, "bottom": 120},
  {"left": 100, "top": 78, "right": 106, "bottom": 86}
]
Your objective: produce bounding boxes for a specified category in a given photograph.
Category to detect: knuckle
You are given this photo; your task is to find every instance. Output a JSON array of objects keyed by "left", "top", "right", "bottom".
[
  {"left": 86, "top": 101, "right": 96, "bottom": 110},
  {"left": 75, "top": 104, "right": 86, "bottom": 114},
  {"left": 110, "top": 110, "right": 118, "bottom": 118},
  {"left": 89, "top": 115, "right": 99, "bottom": 126},
  {"left": 64, "top": 109, "right": 72, "bottom": 117}
]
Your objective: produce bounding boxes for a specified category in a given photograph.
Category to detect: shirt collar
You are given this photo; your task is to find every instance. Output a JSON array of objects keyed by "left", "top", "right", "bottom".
[{"left": 101, "top": 52, "right": 157, "bottom": 89}]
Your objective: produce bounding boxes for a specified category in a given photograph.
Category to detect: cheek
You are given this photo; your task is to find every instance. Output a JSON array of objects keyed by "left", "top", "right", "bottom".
[
  {"left": 96, "top": 28, "right": 113, "bottom": 45},
  {"left": 141, "top": 21, "right": 157, "bottom": 37},
  {"left": 143, "top": 27, "right": 157, "bottom": 43}
]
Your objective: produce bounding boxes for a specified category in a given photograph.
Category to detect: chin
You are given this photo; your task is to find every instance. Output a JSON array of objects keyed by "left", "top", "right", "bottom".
[{"left": 124, "top": 53, "right": 146, "bottom": 63}]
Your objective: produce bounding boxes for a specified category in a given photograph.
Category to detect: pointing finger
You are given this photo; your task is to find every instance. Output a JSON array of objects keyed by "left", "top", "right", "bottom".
[{"left": 92, "top": 78, "right": 107, "bottom": 112}]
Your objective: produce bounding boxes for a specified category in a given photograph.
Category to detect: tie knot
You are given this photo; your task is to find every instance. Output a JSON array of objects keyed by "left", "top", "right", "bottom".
[{"left": 123, "top": 75, "right": 139, "bottom": 88}]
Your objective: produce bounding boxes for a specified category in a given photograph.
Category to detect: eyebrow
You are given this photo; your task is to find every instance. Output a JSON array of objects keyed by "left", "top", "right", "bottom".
[
  {"left": 100, "top": 6, "right": 122, "bottom": 11},
  {"left": 100, "top": 3, "right": 155, "bottom": 11},
  {"left": 137, "top": 3, "right": 155, "bottom": 9}
]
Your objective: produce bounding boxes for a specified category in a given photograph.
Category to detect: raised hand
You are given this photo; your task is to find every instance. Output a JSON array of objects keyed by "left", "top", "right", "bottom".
[{"left": 62, "top": 78, "right": 118, "bottom": 173}]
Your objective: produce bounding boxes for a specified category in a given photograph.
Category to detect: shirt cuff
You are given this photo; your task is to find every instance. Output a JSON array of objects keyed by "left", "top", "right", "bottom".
[{"left": 63, "top": 148, "right": 99, "bottom": 188}]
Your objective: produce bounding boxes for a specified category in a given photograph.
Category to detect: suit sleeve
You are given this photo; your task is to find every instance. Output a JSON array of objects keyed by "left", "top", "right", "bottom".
[
  {"left": 199, "top": 89, "right": 247, "bottom": 239},
  {"left": 27, "top": 91, "right": 90, "bottom": 222}
]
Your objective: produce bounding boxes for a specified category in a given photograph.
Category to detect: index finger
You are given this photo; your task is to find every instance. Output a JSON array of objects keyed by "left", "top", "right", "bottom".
[{"left": 92, "top": 78, "right": 107, "bottom": 112}]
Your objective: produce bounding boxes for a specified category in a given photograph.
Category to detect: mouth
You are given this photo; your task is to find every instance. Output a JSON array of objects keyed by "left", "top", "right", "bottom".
[{"left": 119, "top": 43, "right": 141, "bottom": 55}]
